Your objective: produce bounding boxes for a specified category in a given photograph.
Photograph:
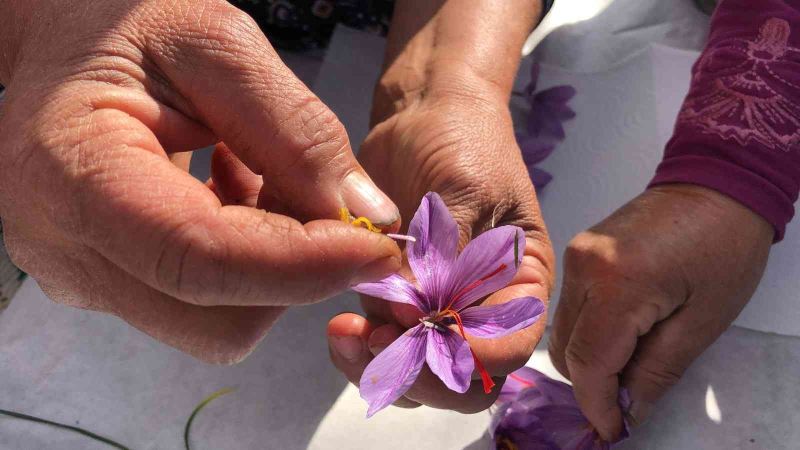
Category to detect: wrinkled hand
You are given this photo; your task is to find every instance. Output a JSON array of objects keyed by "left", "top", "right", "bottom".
[
  {"left": 327, "top": 93, "right": 556, "bottom": 413},
  {"left": 0, "top": 0, "right": 401, "bottom": 363},
  {"left": 549, "top": 184, "right": 773, "bottom": 440}
]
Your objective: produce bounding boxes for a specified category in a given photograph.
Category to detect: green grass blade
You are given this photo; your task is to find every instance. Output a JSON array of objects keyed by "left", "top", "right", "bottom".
[
  {"left": 0, "top": 408, "right": 129, "bottom": 449},
  {"left": 184, "top": 387, "right": 235, "bottom": 450}
]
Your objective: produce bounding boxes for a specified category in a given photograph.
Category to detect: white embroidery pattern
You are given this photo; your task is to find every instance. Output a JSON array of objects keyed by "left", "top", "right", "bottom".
[{"left": 678, "top": 18, "right": 800, "bottom": 152}]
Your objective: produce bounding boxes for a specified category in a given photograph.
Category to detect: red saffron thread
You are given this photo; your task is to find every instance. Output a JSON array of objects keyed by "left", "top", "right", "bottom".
[
  {"left": 508, "top": 372, "right": 536, "bottom": 387},
  {"left": 446, "top": 264, "right": 508, "bottom": 310},
  {"left": 443, "top": 309, "right": 495, "bottom": 394}
]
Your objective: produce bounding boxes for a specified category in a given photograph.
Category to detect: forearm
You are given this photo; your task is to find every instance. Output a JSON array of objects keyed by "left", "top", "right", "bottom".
[
  {"left": 372, "top": 0, "right": 542, "bottom": 123},
  {"left": 650, "top": 0, "right": 800, "bottom": 241}
]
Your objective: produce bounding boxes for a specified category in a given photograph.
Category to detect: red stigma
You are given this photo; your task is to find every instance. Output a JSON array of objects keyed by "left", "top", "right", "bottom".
[
  {"left": 441, "top": 309, "right": 495, "bottom": 394},
  {"left": 508, "top": 372, "right": 536, "bottom": 388},
  {"left": 446, "top": 263, "right": 508, "bottom": 311}
]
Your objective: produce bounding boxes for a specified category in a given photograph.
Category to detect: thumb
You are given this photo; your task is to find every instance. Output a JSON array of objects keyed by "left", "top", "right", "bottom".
[{"left": 145, "top": 3, "right": 399, "bottom": 226}]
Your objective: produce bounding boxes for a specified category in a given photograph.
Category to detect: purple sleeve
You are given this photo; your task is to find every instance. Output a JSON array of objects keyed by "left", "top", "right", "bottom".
[{"left": 649, "top": 0, "right": 800, "bottom": 241}]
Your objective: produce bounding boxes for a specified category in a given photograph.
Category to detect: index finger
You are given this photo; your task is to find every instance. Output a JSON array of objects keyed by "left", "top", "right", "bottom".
[
  {"left": 142, "top": 2, "right": 399, "bottom": 226},
  {"left": 71, "top": 107, "right": 400, "bottom": 306},
  {"left": 564, "top": 285, "right": 673, "bottom": 441}
]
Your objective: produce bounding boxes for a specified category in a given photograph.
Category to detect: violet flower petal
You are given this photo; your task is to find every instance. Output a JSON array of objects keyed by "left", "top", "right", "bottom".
[
  {"left": 359, "top": 325, "right": 428, "bottom": 417},
  {"left": 530, "top": 167, "right": 554, "bottom": 189},
  {"left": 459, "top": 296, "right": 545, "bottom": 339},
  {"left": 528, "top": 113, "right": 567, "bottom": 141},
  {"left": 445, "top": 225, "right": 525, "bottom": 311},
  {"left": 516, "top": 368, "right": 581, "bottom": 407},
  {"left": 498, "top": 367, "right": 539, "bottom": 405},
  {"left": 519, "top": 137, "right": 556, "bottom": 165},
  {"left": 534, "top": 404, "right": 609, "bottom": 450},
  {"left": 352, "top": 273, "right": 426, "bottom": 311},
  {"left": 534, "top": 85, "right": 577, "bottom": 104},
  {"left": 425, "top": 328, "right": 474, "bottom": 393},
  {"left": 407, "top": 192, "right": 459, "bottom": 311}
]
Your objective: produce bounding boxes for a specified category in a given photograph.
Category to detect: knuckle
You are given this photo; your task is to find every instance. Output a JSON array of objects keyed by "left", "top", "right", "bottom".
[
  {"left": 629, "top": 356, "right": 683, "bottom": 391},
  {"left": 149, "top": 1, "right": 267, "bottom": 69},
  {"left": 272, "top": 98, "right": 350, "bottom": 175},
  {"left": 153, "top": 219, "right": 235, "bottom": 305}
]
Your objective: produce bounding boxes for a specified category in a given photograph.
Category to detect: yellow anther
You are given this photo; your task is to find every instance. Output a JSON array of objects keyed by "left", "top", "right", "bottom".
[
  {"left": 339, "top": 207, "right": 381, "bottom": 233},
  {"left": 351, "top": 217, "right": 381, "bottom": 233},
  {"left": 339, "top": 207, "right": 352, "bottom": 223},
  {"left": 497, "top": 437, "right": 519, "bottom": 450}
]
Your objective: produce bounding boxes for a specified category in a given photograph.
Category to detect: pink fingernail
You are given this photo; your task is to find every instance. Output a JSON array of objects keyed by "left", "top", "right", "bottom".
[{"left": 341, "top": 171, "right": 399, "bottom": 226}]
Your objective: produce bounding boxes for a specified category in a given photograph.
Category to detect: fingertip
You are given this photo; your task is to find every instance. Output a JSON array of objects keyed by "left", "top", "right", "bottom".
[
  {"left": 594, "top": 405, "right": 625, "bottom": 442},
  {"left": 573, "top": 383, "right": 625, "bottom": 442},
  {"left": 327, "top": 312, "right": 373, "bottom": 340}
]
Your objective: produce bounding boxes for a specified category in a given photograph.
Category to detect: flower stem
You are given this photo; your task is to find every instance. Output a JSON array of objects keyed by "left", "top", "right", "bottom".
[
  {"left": 184, "top": 387, "right": 235, "bottom": 450},
  {"left": 0, "top": 408, "right": 129, "bottom": 449}
]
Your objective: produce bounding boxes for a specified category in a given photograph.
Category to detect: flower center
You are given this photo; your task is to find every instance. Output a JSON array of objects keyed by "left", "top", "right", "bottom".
[{"left": 496, "top": 435, "right": 519, "bottom": 450}]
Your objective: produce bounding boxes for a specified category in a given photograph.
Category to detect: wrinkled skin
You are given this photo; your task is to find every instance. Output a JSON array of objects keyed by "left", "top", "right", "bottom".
[
  {"left": 548, "top": 184, "right": 773, "bottom": 440},
  {"left": 327, "top": 92, "right": 557, "bottom": 413},
  {"left": 0, "top": 0, "right": 403, "bottom": 364}
]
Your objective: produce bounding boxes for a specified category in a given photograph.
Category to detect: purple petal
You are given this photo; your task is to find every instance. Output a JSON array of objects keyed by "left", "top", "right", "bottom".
[
  {"left": 407, "top": 192, "right": 459, "bottom": 311},
  {"left": 445, "top": 226, "right": 525, "bottom": 311},
  {"left": 352, "top": 274, "right": 426, "bottom": 311},
  {"left": 551, "top": 103, "right": 577, "bottom": 121},
  {"left": 529, "top": 167, "right": 553, "bottom": 189},
  {"left": 534, "top": 85, "right": 577, "bottom": 104},
  {"left": 460, "top": 296, "right": 545, "bottom": 339},
  {"left": 359, "top": 325, "right": 428, "bottom": 417},
  {"left": 534, "top": 404, "right": 608, "bottom": 450},
  {"left": 492, "top": 404, "right": 559, "bottom": 449},
  {"left": 519, "top": 137, "right": 556, "bottom": 165},
  {"left": 528, "top": 113, "right": 567, "bottom": 141},
  {"left": 497, "top": 366, "right": 547, "bottom": 404},
  {"left": 495, "top": 367, "right": 536, "bottom": 405},
  {"left": 425, "top": 328, "right": 474, "bottom": 393},
  {"left": 525, "top": 108, "right": 546, "bottom": 137}
]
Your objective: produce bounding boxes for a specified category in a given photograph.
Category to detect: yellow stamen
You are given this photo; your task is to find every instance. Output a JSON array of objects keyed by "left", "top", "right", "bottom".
[
  {"left": 497, "top": 436, "right": 519, "bottom": 450},
  {"left": 351, "top": 217, "right": 381, "bottom": 233},
  {"left": 339, "top": 207, "right": 382, "bottom": 233},
  {"left": 339, "top": 207, "right": 352, "bottom": 223}
]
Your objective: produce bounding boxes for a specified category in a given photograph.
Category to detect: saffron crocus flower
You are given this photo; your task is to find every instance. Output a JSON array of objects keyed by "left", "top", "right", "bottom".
[
  {"left": 490, "top": 367, "right": 631, "bottom": 450},
  {"left": 353, "top": 193, "right": 545, "bottom": 417},
  {"left": 515, "top": 63, "right": 577, "bottom": 189}
]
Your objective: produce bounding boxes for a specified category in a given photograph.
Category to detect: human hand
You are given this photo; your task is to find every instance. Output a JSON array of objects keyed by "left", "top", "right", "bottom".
[
  {"left": 548, "top": 184, "right": 773, "bottom": 440},
  {"left": 0, "top": 0, "right": 401, "bottom": 363},
  {"left": 327, "top": 86, "right": 556, "bottom": 413}
]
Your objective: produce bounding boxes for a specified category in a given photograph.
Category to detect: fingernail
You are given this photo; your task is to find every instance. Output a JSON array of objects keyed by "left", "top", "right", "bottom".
[
  {"left": 341, "top": 171, "right": 399, "bottom": 226},
  {"left": 627, "top": 400, "right": 653, "bottom": 427},
  {"left": 368, "top": 343, "right": 388, "bottom": 356},
  {"left": 330, "top": 336, "right": 365, "bottom": 363},
  {"left": 351, "top": 255, "right": 401, "bottom": 286}
]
